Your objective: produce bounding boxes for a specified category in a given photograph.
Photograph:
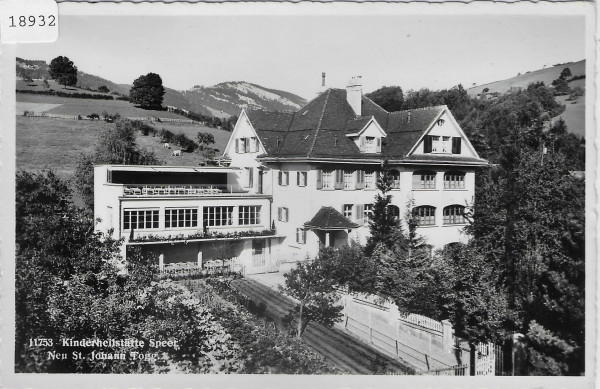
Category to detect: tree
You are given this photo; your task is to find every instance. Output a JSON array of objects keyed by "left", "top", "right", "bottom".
[
  {"left": 559, "top": 67, "right": 572, "bottom": 80},
  {"left": 74, "top": 119, "right": 161, "bottom": 210},
  {"left": 129, "top": 72, "right": 165, "bottom": 110},
  {"left": 365, "top": 86, "right": 404, "bottom": 112},
  {"left": 366, "top": 160, "right": 404, "bottom": 256},
  {"left": 98, "top": 85, "right": 110, "bottom": 93},
  {"left": 49, "top": 56, "right": 78, "bottom": 89},
  {"left": 280, "top": 255, "right": 343, "bottom": 338},
  {"left": 196, "top": 132, "right": 215, "bottom": 148}
]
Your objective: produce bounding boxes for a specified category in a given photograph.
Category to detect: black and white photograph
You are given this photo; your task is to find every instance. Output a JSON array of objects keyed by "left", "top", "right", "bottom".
[{"left": 1, "top": 1, "right": 595, "bottom": 387}]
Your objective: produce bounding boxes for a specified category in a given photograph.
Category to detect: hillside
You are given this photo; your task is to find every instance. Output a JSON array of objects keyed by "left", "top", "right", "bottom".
[
  {"left": 467, "top": 60, "right": 586, "bottom": 137},
  {"left": 16, "top": 57, "right": 307, "bottom": 119},
  {"left": 467, "top": 60, "right": 585, "bottom": 97}
]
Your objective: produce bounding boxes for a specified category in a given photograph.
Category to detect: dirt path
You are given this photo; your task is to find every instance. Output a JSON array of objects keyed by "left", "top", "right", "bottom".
[{"left": 231, "top": 277, "right": 415, "bottom": 375}]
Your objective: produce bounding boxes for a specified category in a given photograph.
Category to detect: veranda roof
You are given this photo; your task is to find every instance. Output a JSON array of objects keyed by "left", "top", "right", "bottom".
[{"left": 303, "top": 206, "right": 360, "bottom": 231}]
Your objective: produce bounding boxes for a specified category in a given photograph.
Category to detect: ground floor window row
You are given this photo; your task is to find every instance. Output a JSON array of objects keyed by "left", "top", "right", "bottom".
[{"left": 123, "top": 205, "right": 263, "bottom": 230}]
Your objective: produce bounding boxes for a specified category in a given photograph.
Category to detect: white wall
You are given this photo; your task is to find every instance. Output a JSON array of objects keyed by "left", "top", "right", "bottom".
[{"left": 411, "top": 111, "right": 477, "bottom": 158}]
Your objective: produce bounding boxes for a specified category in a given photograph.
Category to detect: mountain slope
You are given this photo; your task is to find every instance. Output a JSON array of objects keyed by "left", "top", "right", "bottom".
[
  {"left": 16, "top": 58, "right": 307, "bottom": 119},
  {"left": 467, "top": 60, "right": 585, "bottom": 97}
]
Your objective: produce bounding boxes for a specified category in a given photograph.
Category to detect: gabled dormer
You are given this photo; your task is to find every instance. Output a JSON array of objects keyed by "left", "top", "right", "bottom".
[
  {"left": 408, "top": 107, "right": 479, "bottom": 159},
  {"left": 223, "top": 109, "right": 266, "bottom": 161},
  {"left": 345, "top": 116, "right": 387, "bottom": 154}
]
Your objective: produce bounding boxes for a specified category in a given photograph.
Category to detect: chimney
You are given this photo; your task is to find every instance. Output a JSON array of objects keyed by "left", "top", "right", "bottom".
[{"left": 346, "top": 76, "right": 362, "bottom": 116}]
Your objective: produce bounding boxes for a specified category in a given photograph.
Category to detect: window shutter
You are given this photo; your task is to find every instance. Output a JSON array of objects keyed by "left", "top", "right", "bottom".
[
  {"left": 278, "top": 171, "right": 282, "bottom": 186},
  {"left": 412, "top": 172, "right": 421, "bottom": 189},
  {"left": 316, "top": 169, "right": 323, "bottom": 189},
  {"left": 249, "top": 168, "right": 254, "bottom": 188},
  {"left": 452, "top": 137, "right": 462, "bottom": 154},
  {"left": 360, "top": 137, "right": 365, "bottom": 152},
  {"left": 376, "top": 137, "right": 381, "bottom": 153},
  {"left": 235, "top": 139, "right": 240, "bottom": 153},
  {"left": 424, "top": 135, "right": 432, "bottom": 153},
  {"left": 355, "top": 204, "right": 364, "bottom": 223},
  {"left": 334, "top": 169, "right": 343, "bottom": 190},
  {"left": 356, "top": 170, "right": 365, "bottom": 189},
  {"left": 278, "top": 207, "right": 282, "bottom": 221}
]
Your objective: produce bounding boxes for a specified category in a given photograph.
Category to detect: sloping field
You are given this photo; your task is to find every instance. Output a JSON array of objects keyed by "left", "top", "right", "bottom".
[
  {"left": 16, "top": 78, "right": 112, "bottom": 96},
  {"left": 16, "top": 117, "right": 231, "bottom": 176},
  {"left": 467, "top": 60, "right": 586, "bottom": 97},
  {"left": 556, "top": 95, "right": 586, "bottom": 138},
  {"left": 16, "top": 93, "right": 189, "bottom": 119}
]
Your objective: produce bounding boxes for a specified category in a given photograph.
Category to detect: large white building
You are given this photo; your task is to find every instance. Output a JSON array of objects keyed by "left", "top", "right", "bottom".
[{"left": 94, "top": 77, "right": 487, "bottom": 274}]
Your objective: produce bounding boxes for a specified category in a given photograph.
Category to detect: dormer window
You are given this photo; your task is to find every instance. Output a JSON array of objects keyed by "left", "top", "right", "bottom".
[
  {"left": 424, "top": 135, "right": 461, "bottom": 154},
  {"left": 360, "top": 136, "right": 382, "bottom": 153}
]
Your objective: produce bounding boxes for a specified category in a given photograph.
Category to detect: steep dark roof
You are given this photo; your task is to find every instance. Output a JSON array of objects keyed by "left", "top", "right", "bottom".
[
  {"left": 303, "top": 206, "right": 360, "bottom": 230},
  {"left": 244, "top": 88, "right": 483, "bottom": 163}
]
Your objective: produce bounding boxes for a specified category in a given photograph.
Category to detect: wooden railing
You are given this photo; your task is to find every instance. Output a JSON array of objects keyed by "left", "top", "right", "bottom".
[{"left": 399, "top": 313, "right": 443, "bottom": 333}]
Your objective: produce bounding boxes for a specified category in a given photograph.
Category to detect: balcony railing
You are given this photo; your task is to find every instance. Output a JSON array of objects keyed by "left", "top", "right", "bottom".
[{"left": 122, "top": 184, "right": 243, "bottom": 197}]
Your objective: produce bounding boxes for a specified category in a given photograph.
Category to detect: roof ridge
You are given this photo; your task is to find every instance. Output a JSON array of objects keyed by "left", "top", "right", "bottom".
[
  {"left": 390, "top": 105, "right": 447, "bottom": 114},
  {"left": 307, "top": 89, "right": 332, "bottom": 157}
]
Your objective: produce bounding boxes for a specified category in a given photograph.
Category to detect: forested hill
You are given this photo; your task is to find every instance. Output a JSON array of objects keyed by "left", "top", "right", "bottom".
[{"left": 16, "top": 57, "right": 307, "bottom": 119}]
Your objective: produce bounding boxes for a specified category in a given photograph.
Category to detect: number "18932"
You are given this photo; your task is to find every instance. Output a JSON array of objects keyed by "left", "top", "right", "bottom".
[{"left": 9, "top": 15, "right": 56, "bottom": 28}]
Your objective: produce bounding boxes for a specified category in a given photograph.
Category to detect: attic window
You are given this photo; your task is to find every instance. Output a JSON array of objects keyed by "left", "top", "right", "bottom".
[{"left": 437, "top": 119, "right": 445, "bottom": 126}]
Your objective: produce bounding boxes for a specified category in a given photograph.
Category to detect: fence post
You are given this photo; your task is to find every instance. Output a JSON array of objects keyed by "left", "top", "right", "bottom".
[
  {"left": 512, "top": 333, "right": 527, "bottom": 375},
  {"left": 441, "top": 319, "right": 453, "bottom": 353}
]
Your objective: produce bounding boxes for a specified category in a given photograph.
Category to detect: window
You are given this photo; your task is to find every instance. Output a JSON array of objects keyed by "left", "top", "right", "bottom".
[
  {"left": 203, "top": 206, "right": 233, "bottom": 226},
  {"left": 444, "top": 205, "right": 466, "bottom": 225},
  {"left": 343, "top": 170, "right": 354, "bottom": 189},
  {"left": 437, "top": 119, "right": 445, "bottom": 126},
  {"left": 239, "top": 205, "right": 261, "bottom": 225},
  {"left": 390, "top": 169, "right": 401, "bottom": 189},
  {"left": 296, "top": 228, "right": 306, "bottom": 244},
  {"left": 165, "top": 208, "right": 198, "bottom": 228},
  {"left": 245, "top": 167, "right": 254, "bottom": 188},
  {"left": 413, "top": 206, "right": 436, "bottom": 226},
  {"left": 250, "top": 137, "right": 258, "bottom": 153},
  {"left": 363, "top": 204, "right": 373, "bottom": 224},
  {"left": 365, "top": 171, "right": 376, "bottom": 189},
  {"left": 322, "top": 170, "right": 334, "bottom": 189},
  {"left": 365, "top": 136, "right": 375, "bottom": 152},
  {"left": 123, "top": 209, "right": 159, "bottom": 230},
  {"left": 389, "top": 205, "right": 400, "bottom": 224},
  {"left": 444, "top": 171, "right": 466, "bottom": 189},
  {"left": 412, "top": 171, "right": 436, "bottom": 189},
  {"left": 297, "top": 171, "right": 307, "bottom": 187},
  {"left": 343, "top": 204, "right": 353, "bottom": 220},
  {"left": 278, "top": 207, "right": 289, "bottom": 222},
  {"left": 424, "top": 135, "right": 452, "bottom": 154},
  {"left": 235, "top": 138, "right": 245, "bottom": 154},
  {"left": 278, "top": 171, "right": 289, "bottom": 186},
  {"left": 451, "top": 137, "right": 462, "bottom": 154}
]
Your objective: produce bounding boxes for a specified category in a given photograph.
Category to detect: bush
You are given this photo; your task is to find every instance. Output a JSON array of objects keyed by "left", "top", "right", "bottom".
[
  {"left": 102, "top": 111, "right": 121, "bottom": 123},
  {"left": 130, "top": 120, "right": 157, "bottom": 136},
  {"left": 16, "top": 89, "right": 114, "bottom": 100},
  {"left": 87, "top": 113, "right": 100, "bottom": 120}
]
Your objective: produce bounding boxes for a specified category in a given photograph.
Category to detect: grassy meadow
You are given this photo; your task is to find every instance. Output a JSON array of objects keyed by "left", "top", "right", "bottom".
[{"left": 16, "top": 116, "right": 232, "bottom": 178}]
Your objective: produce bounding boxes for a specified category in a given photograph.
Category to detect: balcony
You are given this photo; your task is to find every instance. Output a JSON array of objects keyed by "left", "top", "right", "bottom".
[{"left": 122, "top": 184, "right": 245, "bottom": 197}]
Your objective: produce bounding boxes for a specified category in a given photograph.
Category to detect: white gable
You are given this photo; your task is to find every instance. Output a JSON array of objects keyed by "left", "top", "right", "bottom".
[{"left": 409, "top": 109, "right": 479, "bottom": 158}]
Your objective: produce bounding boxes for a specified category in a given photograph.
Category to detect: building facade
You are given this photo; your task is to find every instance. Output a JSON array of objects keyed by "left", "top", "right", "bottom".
[{"left": 94, "top": 77, "right": 487, "bottom": 274}]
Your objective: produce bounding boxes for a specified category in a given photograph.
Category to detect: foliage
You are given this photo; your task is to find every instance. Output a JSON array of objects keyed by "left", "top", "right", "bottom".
[
  {"left": 526, "top": 320, "right": 577, "bottom": 375},
  {"left": 129, "top": 72, "right": 165, "bottom": 110},
  {"left": 366, "top": 160, "right": 404, "bottom": 256},
  {"left": 319, "top": 244, "right": 377, "bottom": 295},
  {"left": 159, "top": 129, "right": 198, "bottom": 152},
  {"left": 74, "top": 119, "right": 161, "bottom": 210},
  {"left": 281, "top": 257, "right": 343, "bottom": 338},
  {"left": 559, "top": 68, "right": 572, "bottom": 80},
  {"left": 49, "top": 56, "right": 77, "bottom": 88},
  {"left": 196, "top": 132, "right": 216, "bottom": 147},
  {"left": 98, "top": 85, "right": 110, "bottom": 93},
  {"left": 16, "top": 171, "right": 241, "bottom": 373},
  {"left": 196, "top": 278, "right": 339, "bottom": 374},
  {"left": 365, "top": 86, "right": 404, "bottom": 111},
  {"left": 16, "top": 89, "right": 114, "bottom": 100}
]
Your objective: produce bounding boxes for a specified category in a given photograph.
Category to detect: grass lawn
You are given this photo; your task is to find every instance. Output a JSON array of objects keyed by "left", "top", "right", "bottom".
[
  {"left": 16, "top": 117, "right": 232, "bottom": 177},
  {"left": 16, "top": 93, "right": 189, "bottom": 119},
  {"left": 556, "top": 94, "right": 585, "bottom": 138}
]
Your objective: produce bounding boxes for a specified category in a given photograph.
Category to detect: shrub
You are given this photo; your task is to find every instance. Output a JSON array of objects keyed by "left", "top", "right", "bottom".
[
  {"left": 87, "top": 113, "right": 100, "bottom": 120},
  {"left": 130, "top": 120, "right": 156, "bottom": 136},
  {"left": 23, "top": 110, "right": 32, "bottom": 117},
  {"left": 16, "top": 89, "right": 114, "bottom": 100}
]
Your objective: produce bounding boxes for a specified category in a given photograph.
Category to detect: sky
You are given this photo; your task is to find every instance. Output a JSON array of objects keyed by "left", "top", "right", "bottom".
[{"left": 16, "top": 14, "right": 586, "bottom": 100}]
